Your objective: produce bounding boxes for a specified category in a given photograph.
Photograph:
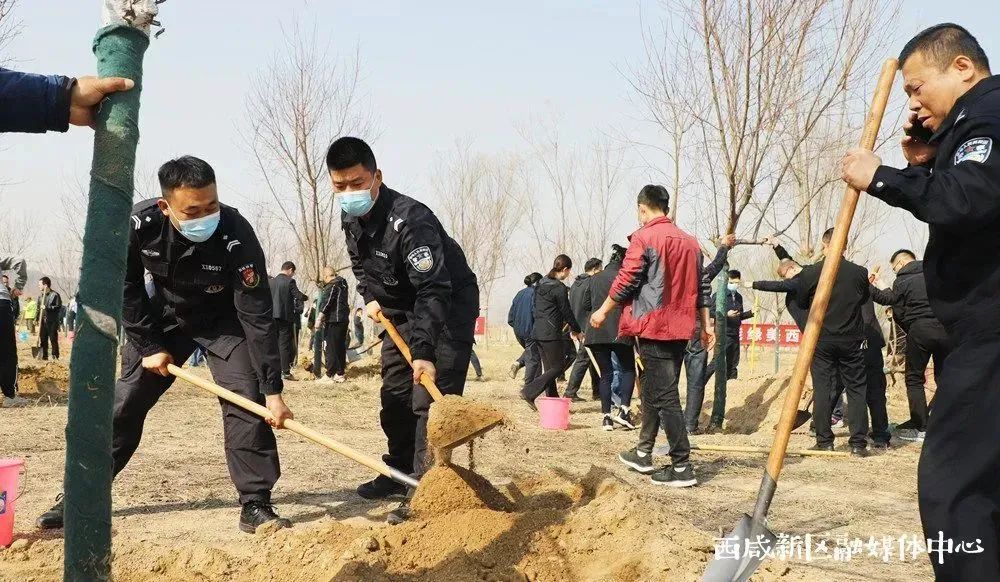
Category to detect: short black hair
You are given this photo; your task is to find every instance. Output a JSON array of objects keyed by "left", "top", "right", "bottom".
[
  {"left": 822, "top": 227, "right": 835, "bottom": 244},
  {"left": 158, "top": 156, "right": 216, "bottom": 196},
  {"left": 637, "top": 185, "right": 670, "bottom": 214},
  {"left": 326, "top": 136, "right": 377, "bottom": 173},
  {"left": 281, "top": 261, "right": 296, "bottom": 272},
  {"left": 609, "top": 244, "right": 627, "bottom": 263},
  {"left": 729, "top": 270, "right": 742, "bottom": 280},
  {"left": 899, "top": 24, "right": 990, "bottom": 73},
  {"left": 890, "top": 249, "right": 916, "bottom": 263},
  {"left": 40, "top": 276, "right": 51, "bottom": 287},
  {"left": 584, "top": 258, "right": 603, "bottom": 272}
]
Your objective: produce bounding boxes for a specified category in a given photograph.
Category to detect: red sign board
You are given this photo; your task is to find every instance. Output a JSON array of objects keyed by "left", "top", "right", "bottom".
[
  {"left": 474, "top": 316, "right": 486, "bottom": 336},
  {"left": 738, "top": 323, "right": 800, "bottom": 346}
]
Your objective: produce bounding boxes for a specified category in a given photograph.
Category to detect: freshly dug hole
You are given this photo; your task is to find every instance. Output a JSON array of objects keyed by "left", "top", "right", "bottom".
[
  {"left": 411, "top": 464, "right": 513, "bottom": 516},
  {"left": 426, "top": 394, "right": 505, "bottom": 448}
]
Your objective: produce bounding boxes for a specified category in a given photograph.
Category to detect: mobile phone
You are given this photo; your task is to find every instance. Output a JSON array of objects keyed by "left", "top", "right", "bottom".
[{"left": 905, "top": 116, "right": 934, "bottom": 142}]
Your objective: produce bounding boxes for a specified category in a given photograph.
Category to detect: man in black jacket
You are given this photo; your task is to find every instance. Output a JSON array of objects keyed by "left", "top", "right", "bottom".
[
  {"left": 1, "top": 262, "right": 27, "bottom": 407},
  {"left": 793, "top": 229, "right": 871, "bottom": 456},
  {"left": 564, "top": 258, "right": 602, "bottom": 401},
  {"left": 270, "top": 261, "right": 304, "bottom": 379},
  {"left": 870, "top": 249, "right": 950, "bottom": 441},
  {"left": 37, "top": 156, "right": 294, "bottom": 533},
  {"left": 703, "top": 269, "right": 753, "bottom": 385},
  {"left": 683, "top": 234, "right": 733, "bottom": 433},
  {"left": 315, "top": 266, "right": 350, "bottom": 383},
  {"left": 332, "top": 137, "right": 479, "bottom": 523},
  {"left": 841, "top": 25, "right": 1000, "bottom": 578},
  {"left": 37, "top": 277, "right": 62, "bottom": 360}
]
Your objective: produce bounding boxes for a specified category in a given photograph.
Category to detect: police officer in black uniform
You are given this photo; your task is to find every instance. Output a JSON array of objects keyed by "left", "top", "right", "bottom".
[
  {"left": 37, "top": 156, "right": 295, "bottom": 534},
  {"left": 329, "top": 137, "right": 479, "bottom": 523},
  {"left": 842, "top": 24, "right": 1000, "bottom": 579}
]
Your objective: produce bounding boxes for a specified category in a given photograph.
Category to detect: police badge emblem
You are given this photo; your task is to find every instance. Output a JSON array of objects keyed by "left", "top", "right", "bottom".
[
  {"left": 407, "top": 246, "right": 434, "bottom": 273},
  {"left": 238, "top": 263, "right": 260, "bottom": 288},
  {"left": 954, "top": 137, "right": 993, "bottom": 165}
]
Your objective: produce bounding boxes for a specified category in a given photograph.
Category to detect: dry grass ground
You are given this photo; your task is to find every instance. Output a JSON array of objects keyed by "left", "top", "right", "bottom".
[{"left": 0, "top": 340, "right": 933, "bottom": 581}]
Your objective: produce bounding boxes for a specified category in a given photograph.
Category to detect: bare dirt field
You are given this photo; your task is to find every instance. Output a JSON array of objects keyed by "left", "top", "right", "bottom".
[{"left": 0, "top": 340, "right": 933, "bottom": 581}]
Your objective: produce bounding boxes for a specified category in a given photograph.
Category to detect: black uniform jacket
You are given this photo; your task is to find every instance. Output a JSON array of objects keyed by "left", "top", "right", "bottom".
[
  {"left": 568, "top": 274, "right": 592, "bottom": 331},
  {"left": 869, "top": 260, "right": 936, "bottom": 332},
  {"left": 793, "top": 257, "right": 870, "bottom": 342},
  {"left": 343, "top": 184, "right": 478, "bottom": 363},
  {"left": 269, "top": 273, "right": 303, "bottom": 322},
  {"left": 124, "top": 199, "right": 283, "bottom": 395},
  {"left": 532, "top": 275, "right": 580, "bottom": 341},
  {"left": 870, "top": 75, "right": 1000, "bottom": 336}
]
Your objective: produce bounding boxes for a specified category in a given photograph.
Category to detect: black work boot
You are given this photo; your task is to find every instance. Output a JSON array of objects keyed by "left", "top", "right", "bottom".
[
  {"left": 357, "top": 474, "right": 407, "bottom": 500},
  {"left": 36, "top": 494, "right": 64, "bottom": 530},
  {"left": 239, "top": 500, "right": 292, "bottom": 534}
]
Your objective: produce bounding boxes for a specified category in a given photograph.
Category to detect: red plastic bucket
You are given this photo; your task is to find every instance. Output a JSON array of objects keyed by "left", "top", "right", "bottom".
[{"left": 0, "top": 458, "right": 25, "bottom": 547}]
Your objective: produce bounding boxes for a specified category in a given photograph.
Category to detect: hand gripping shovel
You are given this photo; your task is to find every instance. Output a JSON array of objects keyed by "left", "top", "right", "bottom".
[
  {"left": 166, "top": 363, "right": 418, "bottom": 490},
  {"left": 376, "top": 313, "right": 503, "bottom": 450},
  {"left": 703, "top": 58, "right": 898, "bottom": 582}
]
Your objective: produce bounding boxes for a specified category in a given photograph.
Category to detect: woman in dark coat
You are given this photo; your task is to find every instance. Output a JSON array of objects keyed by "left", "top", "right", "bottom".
[
  {"left": 585, "top": 244, "right": 636, "bottom": 430},
  {"left": 521, "top": 255, "right": 582, "bottom": 409}
]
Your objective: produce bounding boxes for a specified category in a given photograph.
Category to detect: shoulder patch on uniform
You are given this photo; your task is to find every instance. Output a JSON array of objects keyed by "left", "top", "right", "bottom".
[
  {"left": 131, "top": 215, "right": 142, "bottom": 230},
  {"left": 406, "top": 246, "right": 434, "bottom": 273},
  {"left": 238, "top": 263, "right": 260, "bottom": 288},
  {"left": 954, "top": 137, "right": 992, "bottom": 165}
]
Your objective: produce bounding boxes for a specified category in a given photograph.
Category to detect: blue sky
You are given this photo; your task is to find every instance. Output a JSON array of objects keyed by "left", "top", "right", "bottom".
[{"left": 2, "top": 0, "right": 997, "bottom": 311}]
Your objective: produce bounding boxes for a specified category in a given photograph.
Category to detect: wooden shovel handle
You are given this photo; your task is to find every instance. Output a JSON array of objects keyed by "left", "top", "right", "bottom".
[
  {"left": 166, "top": 364, "right": 419, "bottom": 489},
  {"left": 766, "top": 58, "right": 898, "bottom": 482},
  {"left": 376, "top": 313, "right": 445, "bottom": 401}
]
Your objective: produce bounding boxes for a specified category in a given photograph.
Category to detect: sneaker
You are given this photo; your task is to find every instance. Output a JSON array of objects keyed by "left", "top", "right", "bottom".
[
  {"left": 650, "top": 464, "right": 697, "bottom": 488},
  {"left": 831, "top": 417, "right": 845, "bottom": 429},
  {"left": 899, "top": 430, "right": 926, "bottom": 442},
  {"left": 850, "top": 446, "right": 869, "bottom": 458},
  {"left": 602, "top": 415, "right": 614, "bottom": 431},
  {"left": 317, "top": 375, "right": 336, "bottom": 385},
  {"left": 508, "top": 362, "right": 520, "bottom": 379},
  {"left": 36, "top": 494, "right": 64, "bottom": 529},
  {"left": 386, "top": 498, "right": 411, "bottom": 525},
  {"left": 894, "top": 419, "right": 920, "bottom": 431},
  {"left": 618, "top": 448, "right": 655, "bottom": 474},
  {"left": 239, "top": 500, "right": 292, "bottom": 534},
  {"left": 1, "top": 395, "right": 29, "bottom": 408},
  {"left": 612, "top": 406, "right": 637, "bottom": 430},
  {"left": 357, "top": 475, "right": 407, "bottom": 500},
  {"left": 872, "top": 441, "right": 890, "bottom": 452},
  {"left": 808, "top": 443, "right": 835, "bottom": 452},
  {"left": 476, "top": 375, "right": 485, "bottom": 382},
  {"left": 567, "top": 395, "right": 587, "bottom": 403},
  {"left": 332, "top": 374, "right": 346, "bottom": 383}
]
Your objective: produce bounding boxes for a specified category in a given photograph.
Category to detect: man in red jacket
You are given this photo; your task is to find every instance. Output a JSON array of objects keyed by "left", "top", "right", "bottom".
[{"left": 591, "top": 185, "right": 713, "bottom": 487}]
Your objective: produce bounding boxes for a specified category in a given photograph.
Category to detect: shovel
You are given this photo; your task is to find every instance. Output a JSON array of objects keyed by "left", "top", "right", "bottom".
[
  {"left": 792, "top": 394, "right": 814, "bottom": 431},
  {"left": 166, "top": 363, "right": 418, "bottom": 489},
  {"left": 376, "top": 313, "right": 503, "bottom": 450},
  {"left": 347, "top": 338, "right": 381, "bottom": 364},
  {"left": 703, "top": 58, "right": 897, "bottom": 582}
]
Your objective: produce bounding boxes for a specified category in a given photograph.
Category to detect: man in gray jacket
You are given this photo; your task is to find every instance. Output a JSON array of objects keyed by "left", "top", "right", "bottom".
[{"left": 1, "top": 256, "right": 28, "bottom": 407}]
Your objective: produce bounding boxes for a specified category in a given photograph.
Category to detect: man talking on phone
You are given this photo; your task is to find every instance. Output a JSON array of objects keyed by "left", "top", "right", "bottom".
[{"left": 840, "top": 24, "right": 1000, "bottom": 579}]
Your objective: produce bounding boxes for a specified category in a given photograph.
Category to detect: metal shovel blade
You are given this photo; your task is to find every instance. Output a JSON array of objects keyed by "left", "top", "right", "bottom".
[
  {"left": 703, "top": 513, "right": 777, "bottom": 582},
  {"left": 791, "top": 409, "right": 812, "bottom": 431},
  {"left": 346, "top": 348, "right": 362, "bottom": 364}
]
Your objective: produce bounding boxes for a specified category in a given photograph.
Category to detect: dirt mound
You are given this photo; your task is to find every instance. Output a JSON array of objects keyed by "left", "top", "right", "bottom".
[
  {"left": 0, "top": 468, "right": 742, "bottom": 582},
  {"left": 411, "top": 464, "right": 513, "bottom": 516},
  {"left": 426, "top": 394, "right": 505, "bottom": 448},
  {"left": 16, "top": 359, "right": 70, "bottom": 396}
]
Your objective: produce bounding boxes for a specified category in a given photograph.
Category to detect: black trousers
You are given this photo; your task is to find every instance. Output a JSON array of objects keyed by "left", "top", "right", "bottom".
[
  {"left": 0, "top": 300, "right": 17, "bottom": 398},
  {"left": 905, "top": 319, "right": 951, "bottom": 430},
  {"left": 112, "top": 333, "right": 280, "bottom": 504},
  {"left": 590, "top": 344, "right": 635, "bottom": 415},
  {"left": 39, "top": 316, "right": 60, "bottom": 360},
  {"left": 275, "top": 319, "right": 295, "bottom": 375},
  {"left": 515, "top": 334, "right": 541, "bottom": 386},
  {"left": 523, "top": 339, "right": 570, "bottom": 400},
  {"left": 704, "top": 335, "right": 740, "bottom": 383},
  {"left": 636, "top": 339, "right": 690, "bottom": 466},
  {"left": 379, "top": 320, "right": 472, "bottom": 477},
  {"left": 565, "top": 342, "right": 598, "bottom": 397},
  {"left": 918, "top": 330, "right": 1000, "bottom": 579},
  {"left": 323, "top": 321, "right": 348, "bottom": 377},
  {"left": 811, "top": 339, "right": 869, "bottom": 448}
]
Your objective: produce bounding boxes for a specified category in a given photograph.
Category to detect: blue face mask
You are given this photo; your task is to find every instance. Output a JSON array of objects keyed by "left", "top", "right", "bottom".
[
  {"left": 172, "top": 209, "right": 221, "bottom": 243},
  {"left": 727, "top": 282, "right": 738, "bottom": 291},
  {"left": 338, "top": 176, "right": 378, "bottom": 217}
]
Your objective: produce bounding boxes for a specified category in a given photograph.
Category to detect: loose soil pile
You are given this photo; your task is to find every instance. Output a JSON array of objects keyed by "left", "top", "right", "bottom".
[
  {"left": 426, "top": 394, "right": 505, "bottom": 448},
  {"left": 15, "top": 359, "right": 69, "bottom": 397}
]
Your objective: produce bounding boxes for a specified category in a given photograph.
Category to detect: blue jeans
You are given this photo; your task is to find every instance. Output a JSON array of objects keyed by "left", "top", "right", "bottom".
[
  {"left": 682, "top": 337, "right": 708, "bottom": 430},
  {"left": 610, "top": 351, "right": 622, "bottom": 406},
  {"left": 188, "top": 346, "right": 206, "bottom": 367}
]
